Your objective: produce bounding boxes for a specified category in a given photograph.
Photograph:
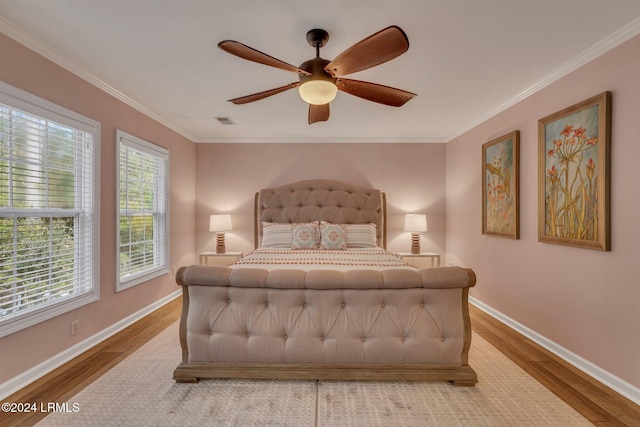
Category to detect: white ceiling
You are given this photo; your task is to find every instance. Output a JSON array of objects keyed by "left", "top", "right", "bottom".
[{"left": 2, "top": 0, "right": 640, "bottom": 143}]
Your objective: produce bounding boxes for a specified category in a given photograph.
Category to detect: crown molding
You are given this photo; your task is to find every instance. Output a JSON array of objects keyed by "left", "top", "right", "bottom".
[
  {"left": 4, "top": 14, "right": 639, "bottom": 145},
  {"left": 1, "top": 18, "right": 440, "bottom": 145},
  {"left": 446, "top": 16, "right": 640, "bottom": 142},
  {"left": 192, "top": 136, "right": 445, "bottom": 144},
  {"left": 0, "top": 16, "right": 197, "bottom": 142}
]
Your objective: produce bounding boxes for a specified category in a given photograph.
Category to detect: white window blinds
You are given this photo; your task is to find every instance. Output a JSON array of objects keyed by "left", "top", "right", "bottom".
[
  {"left": 117, "top": 130, "right": 168, "bottom": 290},
  {"left": 0, "top": 82, "right": 99, "bottom": 337}
]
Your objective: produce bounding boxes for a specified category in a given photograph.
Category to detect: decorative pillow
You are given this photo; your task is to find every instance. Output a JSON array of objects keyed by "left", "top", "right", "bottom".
[
  {"left": 261, "top": 222, "right": 293, "bottom": 248},
  {"left": 345, "top": 223, "right": 378, "bottom": 248},
  {"left": 320, "top": 223, "right": 347, "bottom": 250},
  {"left": 291, "top": 222, "right": 320, "bottom": 250}
]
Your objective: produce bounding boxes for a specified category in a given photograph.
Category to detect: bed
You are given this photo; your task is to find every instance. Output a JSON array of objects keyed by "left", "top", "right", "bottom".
[{"left": 173, "top": 179, "right": 477, "bottom": 386}]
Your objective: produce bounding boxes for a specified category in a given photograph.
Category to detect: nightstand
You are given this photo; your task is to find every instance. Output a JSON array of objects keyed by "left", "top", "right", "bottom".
[
  {"left": 398, "top": 252, "right": 441, "bottom": 268},
  {"left": 199, "top": 251, "right": 243, "bottom": 266}
]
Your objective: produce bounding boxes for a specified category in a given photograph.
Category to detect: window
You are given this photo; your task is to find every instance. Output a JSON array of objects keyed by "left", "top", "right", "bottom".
[
  {"left": 0, "top": 82, "right": 100, "bottom": 338},
  {"left": 116, "top": 130, "right": 168, "bottom": 291}
]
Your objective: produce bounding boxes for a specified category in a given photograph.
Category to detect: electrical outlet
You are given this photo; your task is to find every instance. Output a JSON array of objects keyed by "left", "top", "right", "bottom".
[{"left": 71, "top": 319, "right": 80, "bottom": 336}]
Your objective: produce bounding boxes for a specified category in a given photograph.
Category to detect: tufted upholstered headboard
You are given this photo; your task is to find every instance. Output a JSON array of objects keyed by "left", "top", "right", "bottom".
[{"left": 254, "top": 179, "right": 386, "bottom": 249}]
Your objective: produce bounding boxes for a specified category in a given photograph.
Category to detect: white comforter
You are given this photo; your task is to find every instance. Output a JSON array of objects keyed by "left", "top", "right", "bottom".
[{"left": 230, "top": 247, "right": 415, "bottom": 272}]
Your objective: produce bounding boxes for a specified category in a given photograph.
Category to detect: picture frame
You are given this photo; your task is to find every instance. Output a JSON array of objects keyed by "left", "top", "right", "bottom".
[
  {"left": 482, "top": 130, "right": 520, "bottom": 239},
  {"left": 538, "top": 91, "right": 611, "bottom": 250}
]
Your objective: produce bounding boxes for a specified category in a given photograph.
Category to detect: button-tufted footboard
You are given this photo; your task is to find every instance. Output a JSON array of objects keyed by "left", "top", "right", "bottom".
[{"left": 173, "top": 265, "right": 478, "bottom": 386}]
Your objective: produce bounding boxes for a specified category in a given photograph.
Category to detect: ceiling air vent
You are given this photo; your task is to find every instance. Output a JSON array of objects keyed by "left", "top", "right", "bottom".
[{"left": 214, "top": 116, "right": 235, "bottom": 125}]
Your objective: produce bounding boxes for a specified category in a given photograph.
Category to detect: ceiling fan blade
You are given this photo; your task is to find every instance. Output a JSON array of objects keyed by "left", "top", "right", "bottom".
[
  {"left": 324, "top": 26, "right": 409, "bottom": 77},
  {"left": 218, "top": 40, "right": 311, "bottom": 76},
  {"left": 336, "top": 78, "right": 416, "bottom": 107},
  {"left": 308, "top": 103, "right": 330, "bottom": 124},
  {"left": 228, "top": 82, "right": 300, "bottom": 104}
]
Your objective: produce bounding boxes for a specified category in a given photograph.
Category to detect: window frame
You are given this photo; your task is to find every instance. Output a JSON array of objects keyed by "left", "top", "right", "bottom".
[
  {"left": 0, "top": 81, "right": 100, "bottom": 338},
  {"left": 116, "top": 129, "right": 169, "bottom": 291}
]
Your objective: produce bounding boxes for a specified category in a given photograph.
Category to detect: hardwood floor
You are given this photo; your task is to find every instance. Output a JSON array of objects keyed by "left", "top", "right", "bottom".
[
  {"left": 2, "top": 297, "right": 638, "bottom": 426},
  {"left": 470, "top": 305, "right": 640, "bottom": 426},
  {"left": 0, "top": 297, "right": 182, "bottom": 427}
]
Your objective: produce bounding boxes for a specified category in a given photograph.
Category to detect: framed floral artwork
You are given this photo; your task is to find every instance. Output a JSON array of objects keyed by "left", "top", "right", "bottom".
[
  {"left": 538, "top": 91, "right": 611, "bottom": 250},
  {"left": 482, "top": 130, "right": 519, "bottom": 239}
]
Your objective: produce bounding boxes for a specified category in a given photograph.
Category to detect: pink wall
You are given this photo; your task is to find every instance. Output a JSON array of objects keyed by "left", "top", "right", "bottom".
[
  {"left": 195, "top": 143, "right": 446, "bottom": 256},
  {"left": 446, "top": 34, "right": 640, "bottom": 389},
  {"left": 0, "top": 34, "right": 196, "bottom": 384}
]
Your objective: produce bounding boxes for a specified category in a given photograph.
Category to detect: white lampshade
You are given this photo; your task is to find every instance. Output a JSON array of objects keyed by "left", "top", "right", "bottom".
[
  {"left": 404, "top": 214, "right": 428, "bottom": 232},
  {"left": 209, "top": 214, "right": 232, "bottom": 232},
  {"left": 298, "top": 80, "right": 338, "bottom": 105}
]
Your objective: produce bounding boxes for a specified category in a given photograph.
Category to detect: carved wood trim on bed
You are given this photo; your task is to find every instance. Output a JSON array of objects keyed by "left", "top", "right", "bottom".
[{"left": 173, "top": 362, "right": 478, "bottom": 384}]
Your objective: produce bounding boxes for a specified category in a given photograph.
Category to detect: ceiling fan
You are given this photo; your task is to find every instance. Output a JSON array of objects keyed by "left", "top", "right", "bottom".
[{"left": 218, "top": 26, "right": 417, "bottom": 124}]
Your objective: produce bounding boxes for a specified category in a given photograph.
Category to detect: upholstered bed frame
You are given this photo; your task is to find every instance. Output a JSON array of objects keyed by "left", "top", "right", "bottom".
[
  {"left": 254, "top": 180, "right": 387, "bottom": 249},
  {"left": 174, "top": 179, "right": 477, "bottom": 386}
]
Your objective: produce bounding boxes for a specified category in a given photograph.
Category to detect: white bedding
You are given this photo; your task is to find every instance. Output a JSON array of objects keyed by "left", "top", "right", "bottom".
[{"left": 230, "top": 247, "right": 415, "bottom": 272}]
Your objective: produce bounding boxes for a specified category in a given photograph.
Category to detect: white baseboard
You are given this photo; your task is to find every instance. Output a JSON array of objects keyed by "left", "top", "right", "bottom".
[
  {"left": 470, "top": 297, "right": 640, "bottom": 406},
  {"left": 0, "top": 290, "right": 181, "bottom": 401}
]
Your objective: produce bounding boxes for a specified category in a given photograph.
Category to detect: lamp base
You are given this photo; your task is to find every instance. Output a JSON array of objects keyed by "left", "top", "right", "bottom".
[
  {"left": 216, "top": 232, "right": 226, "bottom": 254},
  {"left": 411, "top": 233, "right": 421, "bottom": 254}
]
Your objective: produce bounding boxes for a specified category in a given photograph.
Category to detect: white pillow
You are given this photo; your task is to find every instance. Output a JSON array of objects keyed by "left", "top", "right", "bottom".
[
  {"left": 345, "top": 223, "right": 378, "bottom": 248},
  {"left": 261, "top": 222, "right": 293, "bottom": 248}
]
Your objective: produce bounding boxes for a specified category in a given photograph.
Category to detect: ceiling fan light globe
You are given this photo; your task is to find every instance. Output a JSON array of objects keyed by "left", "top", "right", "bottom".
[{"left": 298, "top": 80, "right": 337, "bottom": 105}]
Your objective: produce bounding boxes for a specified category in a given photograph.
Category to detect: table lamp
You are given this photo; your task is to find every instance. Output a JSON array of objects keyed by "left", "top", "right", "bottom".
[
  {"left": 404, "top": 213, "right": 428, "bottom": 254},
  {"left": 209, "top": 214, "right": 232, "bottom": 253}
]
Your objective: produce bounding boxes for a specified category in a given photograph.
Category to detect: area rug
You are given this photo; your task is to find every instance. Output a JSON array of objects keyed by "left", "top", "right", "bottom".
[{"left": 37, "top": 321, "right": 590, "bottom": 426}]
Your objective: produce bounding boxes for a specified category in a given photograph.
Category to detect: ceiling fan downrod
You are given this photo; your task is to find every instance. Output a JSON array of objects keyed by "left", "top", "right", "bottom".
[{"left": 306, "top": 28, "right": 330, "bottom": 58}]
